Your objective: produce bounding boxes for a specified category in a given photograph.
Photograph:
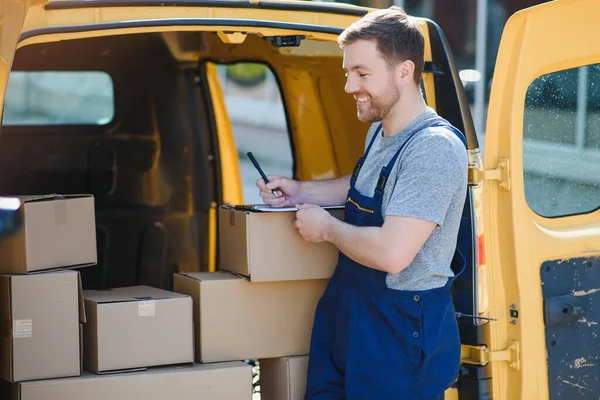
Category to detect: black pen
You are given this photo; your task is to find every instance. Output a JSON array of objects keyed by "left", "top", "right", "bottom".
[{"left": 247, "top": 152, "right": 278, "bottom": 198}]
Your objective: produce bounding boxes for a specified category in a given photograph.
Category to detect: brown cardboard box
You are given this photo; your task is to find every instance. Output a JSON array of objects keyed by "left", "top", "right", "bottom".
[
  {"left": 219, "top": 205, "right": 344, "bottom": 282},
  {"left": 12, "top": 362, "right": 252, "bottom": 400},
  {"left": 261, "top": 356, "right": 309, "bottom": 400},
  {"left": 83, "top": 285, "right": 194, "bottom": 373},
  {"left": 0, "top": 271, "right": 84, "bottom": 382},
  {"left": 173, "top": 271, "right": 327, "bottom": 363},
  {"left": 0, "top": 195, "right": 97, "bottom": 274}
]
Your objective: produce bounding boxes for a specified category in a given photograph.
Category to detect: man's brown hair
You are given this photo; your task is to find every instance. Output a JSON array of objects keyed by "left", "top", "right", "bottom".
[{"left": 338, "top": 6, "right": 425, "bottom": 85}]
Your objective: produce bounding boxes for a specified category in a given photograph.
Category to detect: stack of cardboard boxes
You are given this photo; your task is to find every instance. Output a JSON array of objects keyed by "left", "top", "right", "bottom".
[
  {"left": 0, "top": 197, "right": 343, "bottom": 399},
  {"left": 175, "top": 205, "right": 344, "bottom": 399}
]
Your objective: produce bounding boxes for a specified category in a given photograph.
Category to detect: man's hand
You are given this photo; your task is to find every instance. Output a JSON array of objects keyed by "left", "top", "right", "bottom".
[
  {"left": 256, "top": 175, "right": 301, "bottom": 207},
  {"left": 293, "top": 204, "right": 334, "bottom": 243},
  {"left": 257, "top": 174, "right": 352, "bottom": 209}
]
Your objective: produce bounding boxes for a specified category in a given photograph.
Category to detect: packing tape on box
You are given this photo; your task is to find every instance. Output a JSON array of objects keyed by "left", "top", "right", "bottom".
[
  {"left": 54, "top": 199, "right": 67, "bottom": 226},
  {"left": 13, "top": 319, "right": 32, "bottom": 338},
  {"left": 138, "top": 300, "right": 156, "bottom": 317}
]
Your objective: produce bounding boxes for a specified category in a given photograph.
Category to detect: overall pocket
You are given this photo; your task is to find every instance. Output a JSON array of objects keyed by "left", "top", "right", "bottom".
[{"left": 368, "top": 294, "right": 424, "bottom": 374}]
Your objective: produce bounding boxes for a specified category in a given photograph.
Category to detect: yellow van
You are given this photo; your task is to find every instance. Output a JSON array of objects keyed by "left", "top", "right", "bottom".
[{"left": 0, "top": 0, "right": 598, "bottom": 398}]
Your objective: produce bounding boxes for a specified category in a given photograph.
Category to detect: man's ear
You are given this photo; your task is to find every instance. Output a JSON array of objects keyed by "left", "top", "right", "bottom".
[{"left": 396, "top": 60, "right": 415, "bottom": 85}]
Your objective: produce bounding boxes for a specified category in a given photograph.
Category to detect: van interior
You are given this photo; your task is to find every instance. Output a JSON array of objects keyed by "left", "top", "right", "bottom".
[{"left": 0, "top": 28, "right": 485, "bottom": 393}]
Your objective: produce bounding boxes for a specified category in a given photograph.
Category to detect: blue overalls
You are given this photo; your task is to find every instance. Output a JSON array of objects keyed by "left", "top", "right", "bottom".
[{"left": 305, "top": 119, "right": 468, "bottom": 400}]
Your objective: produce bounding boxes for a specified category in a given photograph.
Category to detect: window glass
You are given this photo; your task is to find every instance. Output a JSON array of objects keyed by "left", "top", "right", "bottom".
[
  {"left": 216, "top": 62, "right": 293, "bottom": 204},
  {"left": 523, "top": 64, "right": 600, "bottom": 217},
  {"left": 3, "top": 71, "right": 114, "bottom": 126}
]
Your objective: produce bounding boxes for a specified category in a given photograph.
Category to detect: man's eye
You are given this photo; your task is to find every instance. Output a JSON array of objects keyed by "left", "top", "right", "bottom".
[{"left": 359, "top": 73, "right": 367, "bottom": 77}]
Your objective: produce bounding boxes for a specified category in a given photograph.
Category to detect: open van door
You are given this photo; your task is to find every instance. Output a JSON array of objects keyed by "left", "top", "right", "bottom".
[
  {"left": 480, "top": 0, "right": 600, "bottom": 398},
  {"left": 0, "top": 0, "right": 40, "bottom": 120}
]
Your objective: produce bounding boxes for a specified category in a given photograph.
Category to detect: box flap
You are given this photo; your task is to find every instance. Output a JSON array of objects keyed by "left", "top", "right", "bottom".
[
  {"left": 177, "top": 272, "right": 241, "bottom": 283},
  {"left": 83, "top": 285, "right": 190, "bottom": 304},
  {"left": 19, "top": 194, "right": 92, "bottom": 203},
  {"left": 218, "top": 207, "right": 250, "bottom": 278}
]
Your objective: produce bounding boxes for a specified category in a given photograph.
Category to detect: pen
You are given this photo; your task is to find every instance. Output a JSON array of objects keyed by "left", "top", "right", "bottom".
[{"left": 247, "top": 152, "right": 278, "bottom": 198}]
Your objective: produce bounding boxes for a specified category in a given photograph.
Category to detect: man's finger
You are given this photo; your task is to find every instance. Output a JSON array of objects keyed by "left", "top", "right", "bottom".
[
  {"left": 296, "top": 203, "right": 317, "bottom": 209},
  {"left": 256, "top": 178, "right": 267, "bottom": 189},
  {"left": 265, "top": 197, "right": 287, "bottom": 207},
  {"left": 266, "top": 178, "right": 287, "bottom": 191},
  {"left": 259, "top": 190, "right": 272, "bottom": 198}
]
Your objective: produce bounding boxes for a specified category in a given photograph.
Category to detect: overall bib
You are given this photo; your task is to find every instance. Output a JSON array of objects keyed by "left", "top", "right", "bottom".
[{"left": 305, "top": 120, "right": 467, "bottom": 400}]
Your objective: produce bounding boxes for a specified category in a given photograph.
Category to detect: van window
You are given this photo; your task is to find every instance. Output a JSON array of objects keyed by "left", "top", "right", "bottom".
[
  {"left": 2, "top": 71, "right": 114, "bottom": 126},
  {"left": 523, "top": 64, "right": 600, "bottom": 218},
  {"left": 216, "top": 62, "right": 293, "bottom": 204}
]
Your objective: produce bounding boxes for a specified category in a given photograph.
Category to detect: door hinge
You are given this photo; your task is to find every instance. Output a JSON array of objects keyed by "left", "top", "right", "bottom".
[
  {"left": 461, "top": 340, "right": 520, "bottom": 371},
  {"left": 468, "top": 158, "right": 511, "bottom": 190}
]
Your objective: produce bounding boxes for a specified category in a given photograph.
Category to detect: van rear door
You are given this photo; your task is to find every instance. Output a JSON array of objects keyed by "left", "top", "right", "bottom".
[{"left": 481, "top": 0, "right": 600, "bottom": 398}]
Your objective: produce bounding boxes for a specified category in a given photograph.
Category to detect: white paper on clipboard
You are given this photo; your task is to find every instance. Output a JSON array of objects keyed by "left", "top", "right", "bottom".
[{"left": 244, "top": 205, "right": 345, "bottom": 212}]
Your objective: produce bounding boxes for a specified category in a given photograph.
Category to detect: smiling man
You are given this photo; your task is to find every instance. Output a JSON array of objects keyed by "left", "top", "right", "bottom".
[{"left": 256, "top": 6, "right": 468, "bottom": 399}]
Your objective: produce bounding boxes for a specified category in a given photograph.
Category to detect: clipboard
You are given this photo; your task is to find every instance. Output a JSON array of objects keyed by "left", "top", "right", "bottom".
[{"left": 223, "top": 204, "right": 345, "bottom": 213}]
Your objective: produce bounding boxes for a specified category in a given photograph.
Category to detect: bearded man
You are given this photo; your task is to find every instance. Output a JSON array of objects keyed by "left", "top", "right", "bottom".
[{"left": 256, "top": 7, "right": 468, "bottom": 399}]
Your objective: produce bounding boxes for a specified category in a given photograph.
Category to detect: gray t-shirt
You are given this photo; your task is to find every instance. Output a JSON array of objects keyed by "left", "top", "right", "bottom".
[{"left": 354, "top": 107, "right": 468, "bottom": 290}]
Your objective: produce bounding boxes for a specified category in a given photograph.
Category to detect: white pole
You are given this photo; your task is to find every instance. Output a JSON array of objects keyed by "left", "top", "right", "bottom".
[
  {"left": 475, "top": 0, "right": 488, "bottom": 135},
  {"left": 576, "top": 66, "right": 588, "bottom": 150},
  {"left": 393, "top": 0, "right": 405, "bottom": 9}
]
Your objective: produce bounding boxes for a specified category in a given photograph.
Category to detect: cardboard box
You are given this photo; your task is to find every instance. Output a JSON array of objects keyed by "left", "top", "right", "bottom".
[
  {"left": 0, "top": 194, "right": 97, "bottom": 274},
  {"left": 260, "top": 356, "right": 309, "bottom": 400},
  {"left": 0, "top": 270, "right": 85, "bottom": 382},
  {"left": 11, "top": 362, "right": 252, "bottom": 400},
  {"left": 83, "top": 285, "right": 194, "bottom": 373},
  {"left": 219, "top": 205, "right": 344, "bottom": 282},
  {"left": 173, "top": 271, "right": 327, "bottom": 363}
]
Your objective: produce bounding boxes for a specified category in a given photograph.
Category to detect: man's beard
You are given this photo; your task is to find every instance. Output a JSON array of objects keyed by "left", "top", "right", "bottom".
[{"left": 356, "top": 79, "right": 401, "bottom": 123}]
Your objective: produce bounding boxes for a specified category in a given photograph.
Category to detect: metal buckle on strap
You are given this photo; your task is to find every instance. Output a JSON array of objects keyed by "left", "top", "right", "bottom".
[
  {"left": 352, "top": 159, "right": 364, "bottom": 178},
  {"left": 376, "top": 174, "right": 387, "bottom": 191}
]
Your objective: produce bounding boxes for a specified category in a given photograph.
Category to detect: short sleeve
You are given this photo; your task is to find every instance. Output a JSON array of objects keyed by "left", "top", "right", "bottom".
[{"left": 384, "top": 131, "right": 468, "bottom": 226}]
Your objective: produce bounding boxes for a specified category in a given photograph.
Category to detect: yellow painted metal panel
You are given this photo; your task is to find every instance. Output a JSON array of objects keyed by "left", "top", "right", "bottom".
[
  {"left": 483, "top": 0, "right": 600, "bottom": 399},
  {"left": 206, "top": 61, "right": 243, "bottom": 206},
  {"left": 0, "top": 0, "right": 44, "bottom": 117}
]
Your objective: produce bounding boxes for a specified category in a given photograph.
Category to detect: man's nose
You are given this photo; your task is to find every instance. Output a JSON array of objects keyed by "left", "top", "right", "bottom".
[{"left": 345, "top": 75, "right": 358, "bottom": 94}]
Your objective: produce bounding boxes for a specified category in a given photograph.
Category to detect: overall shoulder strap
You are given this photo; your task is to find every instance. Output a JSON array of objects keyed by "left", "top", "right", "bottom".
[
  {"left": 429, "top": 120, "right": 467, "bottom": 149},
  {"left": 351, "top": 123, "right": 383, "bottom": 187},
  {"left": 364, "top": 123, "right": 382, "bottom": 156}
]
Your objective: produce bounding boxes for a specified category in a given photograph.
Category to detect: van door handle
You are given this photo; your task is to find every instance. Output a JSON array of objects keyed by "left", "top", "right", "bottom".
[{"left": 543, "top": 294, "right": 585, "bottom": 327}]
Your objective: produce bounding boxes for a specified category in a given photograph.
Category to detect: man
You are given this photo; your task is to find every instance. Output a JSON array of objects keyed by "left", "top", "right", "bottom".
[{"left": 257, "top": 6, "right": 468, "bottom": 399}]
